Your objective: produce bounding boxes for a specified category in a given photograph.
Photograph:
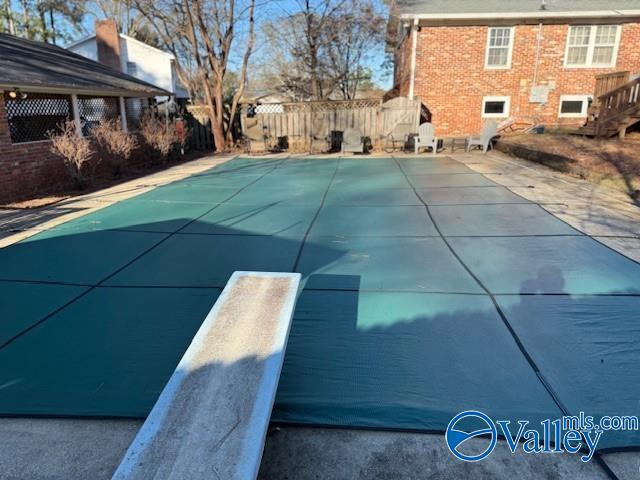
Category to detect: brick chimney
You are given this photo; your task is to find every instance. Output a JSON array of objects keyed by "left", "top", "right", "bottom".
[{"left": 95, "top": 19, "right": 121, "bottom": 71}]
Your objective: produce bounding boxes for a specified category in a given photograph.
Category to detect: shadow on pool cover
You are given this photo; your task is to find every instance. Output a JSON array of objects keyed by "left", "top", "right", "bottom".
[
  {"left": 273, "top": 268, "right": 640, "bottom": 451},
  {"left": 0, "top": 219, "right": 639, "bottom": 451},
  {"left": 0, "top": 219, "right": 338, "bottom": 411}
]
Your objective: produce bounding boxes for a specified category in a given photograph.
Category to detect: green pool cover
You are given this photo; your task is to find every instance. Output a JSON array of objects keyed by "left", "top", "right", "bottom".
[{"left": 1, "top": 156, "right": 639, "bottom": 451}]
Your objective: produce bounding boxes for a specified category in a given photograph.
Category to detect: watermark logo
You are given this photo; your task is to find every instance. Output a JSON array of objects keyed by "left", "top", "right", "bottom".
[
  {"left": 445, "top": 410, "right": 639, "bottom": 463},
  {"left": 445, "top": 410, "right": 497, "bottom": 462}
]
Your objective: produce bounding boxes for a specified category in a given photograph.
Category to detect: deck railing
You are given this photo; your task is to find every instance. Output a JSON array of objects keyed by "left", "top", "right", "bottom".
[
  {"left": 593, "top": 71, "right": 631, "bottom": 106},
  {"left": 596, "top": 76, "right": 640, "bottom": 136}
]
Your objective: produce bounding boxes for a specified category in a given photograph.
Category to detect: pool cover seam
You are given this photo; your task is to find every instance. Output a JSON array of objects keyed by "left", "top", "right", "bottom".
[
  {"left": 291, "top": 158, "right": 342, "bottom": 272},
  {"left": 2, "top": 279, "right": 639, "bottom": 297},
  {"left": 404, "top": 159, "right": 639, "bottom": 456},
  {"left": 0, "top": 158, "right": 287, "bottom": 352},
  {"left": 474, "top": 153, "right": 640, "bottom": 269},
  {"left": 536, "top": 202, "right": 640, "bottom": 268},
  {"left": 409, "top": 161, "right": 626, "bottom": 475},
  {"left": 393, "top": 156, "right": 573, "bottom": 418}
]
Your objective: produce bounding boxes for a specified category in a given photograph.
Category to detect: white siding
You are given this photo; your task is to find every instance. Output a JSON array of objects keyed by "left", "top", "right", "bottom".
[
  {"left": 70, "top": 38, "right": 98, "bottom": 62},
  {"left": 119, "top": 37, "right": 173, "bottom": 97},
  {"left": 68, "top": 34, "right": 180, "bottom": 98}
]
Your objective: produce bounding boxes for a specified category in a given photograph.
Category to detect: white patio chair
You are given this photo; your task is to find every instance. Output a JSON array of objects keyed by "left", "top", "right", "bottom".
[
  {"left": 414, "top": 122, "right": 440, "bottom": 154},
  {"left": 466, "top": 121, "right": 498, "bottom": 153},
  {"left": 341, "top": 127, "right": 364, "bottom": 154}
]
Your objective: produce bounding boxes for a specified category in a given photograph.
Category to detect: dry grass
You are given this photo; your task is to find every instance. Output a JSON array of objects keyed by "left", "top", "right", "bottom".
[{"left": 501, "top": 132, "right": 640, "bottom": 201}]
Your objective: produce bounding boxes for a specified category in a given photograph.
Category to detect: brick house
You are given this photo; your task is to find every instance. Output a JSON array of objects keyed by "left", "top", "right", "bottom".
[
  {"left": 0, "top": 33, "right": 165, "bottom": 202},
  {"left": 390, "top": 0, "right": 640, "bottom": 137}
]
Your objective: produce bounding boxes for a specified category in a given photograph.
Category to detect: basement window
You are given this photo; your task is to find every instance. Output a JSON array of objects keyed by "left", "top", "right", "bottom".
[
  {"left": 565, "top": 25, "right": 620, "bottom": 68},
  {"left": 486, "top": 27, "right": 514, "bottom": 69},
  {"left": 559, "top": 95, "right": 591, "bottom": 118},
  {"left": 482, "top": 96, "right": 510, "bottom": 118}
]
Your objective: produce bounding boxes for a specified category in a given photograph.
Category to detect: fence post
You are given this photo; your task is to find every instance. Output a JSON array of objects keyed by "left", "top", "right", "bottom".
[{"left": 70, "top": 94, "right": 82, "bottom": 137}]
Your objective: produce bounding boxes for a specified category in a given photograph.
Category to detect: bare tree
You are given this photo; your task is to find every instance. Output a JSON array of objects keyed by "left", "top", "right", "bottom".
[
  {"left": 134, "top": 0, "right": 256, "bottom": 151},
  {"left": 1, "top": 0, "right": 85, "bottom": 43},
  {"left": 262, "top": 0, "right": 344, "bottom": 100},
  {"left": 325, "top": 0, "right": 384, "bottom": 99},
  {"left": 2, "top": 0, "right": 16, "bottom": 34},
  {"left": 261, "top": 0, "right": 383, "bottom": 100},
  {"left": 84, "top": 0, "right": 163, "bottom": 45}
]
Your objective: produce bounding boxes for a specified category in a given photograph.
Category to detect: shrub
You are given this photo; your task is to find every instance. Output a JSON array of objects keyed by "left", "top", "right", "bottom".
[
  {"left": 91, "top": 119, "right": 137, "bottom": 176},
  {"left": 48, "top": 121, "right": 94, "bottom": 189},
  {"left": 139, "top": 112, "right": 180, "bottom": 164}
]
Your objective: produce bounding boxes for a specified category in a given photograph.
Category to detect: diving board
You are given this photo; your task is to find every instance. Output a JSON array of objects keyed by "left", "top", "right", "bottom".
[{"left": 112, "top": 271, "right": 301, "bottom": 480}]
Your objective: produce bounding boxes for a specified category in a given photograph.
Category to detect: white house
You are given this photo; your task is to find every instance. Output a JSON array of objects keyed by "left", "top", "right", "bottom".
[{"left": 67, "top": 20, "right": 188, "bottom": 101}]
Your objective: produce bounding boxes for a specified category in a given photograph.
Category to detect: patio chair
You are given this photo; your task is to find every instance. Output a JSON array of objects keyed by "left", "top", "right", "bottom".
[
  {"left": 341, "top": 127, "right": 364, "bottom": 154},
  {"left": 241, "top": 117, "right": 266, "bottom": 153},
  {"left": 466, "top": 121, "right": 498, "bottom": 153},
  {"left": 309, "top": 116, "right": 330, "bottom": 154},
  {"left": 414, "top": 122, "right": 440, "bottom": 154}
]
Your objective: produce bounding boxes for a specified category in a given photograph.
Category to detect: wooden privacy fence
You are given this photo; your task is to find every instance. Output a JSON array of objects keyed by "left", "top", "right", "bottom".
[
  {"left": 240, "top": 97, "right": 426, "bottom": 152},
  {"left": 185, "top": 105, "right": 214, "bottom": 151}
]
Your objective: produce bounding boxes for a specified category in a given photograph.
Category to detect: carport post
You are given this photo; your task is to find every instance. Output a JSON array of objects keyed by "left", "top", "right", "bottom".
[
  {"left": 70, "top": 94, "right": 82, "bottom": 137},
  {"left": 119, "top": 96, "right": 128, "bottom": 132}
]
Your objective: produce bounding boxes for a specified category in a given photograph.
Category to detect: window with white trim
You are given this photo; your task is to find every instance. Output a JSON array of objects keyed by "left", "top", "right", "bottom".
[
  {"left": 558, "top": 95, "right": 591, "bottom": 118},
  {"left": 565, "top": 25, "right": 620, "bottom": 67},
  {"left": 482, "top": 96, "right": 510, "bottom": 118},
  {"left": 486, "top": 27, "right": 514, "bottom": 69}
]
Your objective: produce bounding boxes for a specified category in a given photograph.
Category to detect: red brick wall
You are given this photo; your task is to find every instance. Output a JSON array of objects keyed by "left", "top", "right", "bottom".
[
  {"left": 395, "top": 21, "right": 640, "bottom": 136},
  {"left": 0, "top": 93, "right": 74, "bottom": 203},
  {"left": 0, "top": 92, "right": 156, "bottom": 203}
]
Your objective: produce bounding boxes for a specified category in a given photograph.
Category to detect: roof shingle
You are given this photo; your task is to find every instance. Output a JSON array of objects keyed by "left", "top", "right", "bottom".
[
  {"left": 0, "top": 33, "right": 167, "bottom": 97},
  {"left": 396, "top": 0, "right": 640, "bottom": 17}
]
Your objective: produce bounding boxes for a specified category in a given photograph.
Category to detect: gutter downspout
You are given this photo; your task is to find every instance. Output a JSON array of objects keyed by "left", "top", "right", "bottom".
[
  {"left": 408, "top": 18, "right": 418, "bottom": 99},
  {"left": 530, "top": 22, "right": 543, "bottom": 120}
]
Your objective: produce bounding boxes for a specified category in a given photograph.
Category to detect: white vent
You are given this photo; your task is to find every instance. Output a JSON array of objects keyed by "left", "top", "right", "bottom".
[{"left": 126, "top": 61, "right": 138, "bottom": 76}]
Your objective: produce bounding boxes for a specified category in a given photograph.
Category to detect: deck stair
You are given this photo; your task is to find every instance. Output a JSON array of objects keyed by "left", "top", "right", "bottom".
[{"left": 579, "top": 72, "right": 640, "bottom": 139}]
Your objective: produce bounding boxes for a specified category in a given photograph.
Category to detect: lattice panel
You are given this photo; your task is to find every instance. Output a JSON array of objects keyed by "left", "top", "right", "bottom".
[
  {"left": 282, "top": 98, "right": 381, "bottom": 113},
  {"left": 3, "top": 92, "right": 71, "bottom": 143},
  {"left": 78, "top": 96, "right": 119, "bottom": 133},
  {"left": 255, "top": 104, "right": 284, "bottom": 114}
]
